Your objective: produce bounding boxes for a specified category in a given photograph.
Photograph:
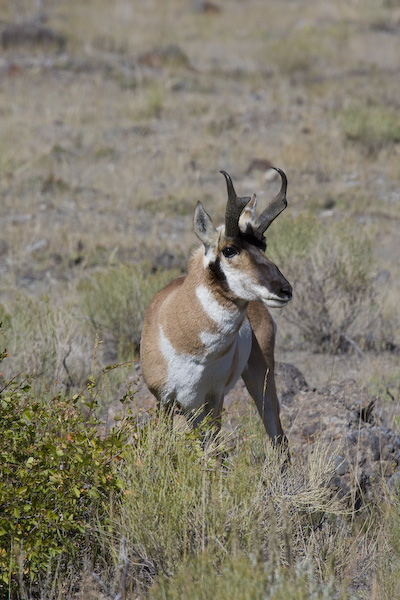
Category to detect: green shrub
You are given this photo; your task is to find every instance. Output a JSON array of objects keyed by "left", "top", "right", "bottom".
[
  {"left": 267, "top": 214, "right": 319, "bottom": 261},
  {"left": 0, "top": 348, "right": 130, "bottom": 596}
]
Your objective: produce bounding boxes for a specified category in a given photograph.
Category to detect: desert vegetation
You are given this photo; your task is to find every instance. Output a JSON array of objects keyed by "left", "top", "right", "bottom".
[{"left": 0, "top": 0, "right": 399, "bottom": 597}]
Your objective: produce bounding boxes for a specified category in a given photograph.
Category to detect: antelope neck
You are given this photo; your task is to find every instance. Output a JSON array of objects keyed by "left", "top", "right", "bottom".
[{"left": 195, "top": 282, "right": 247, "bottom": 334}]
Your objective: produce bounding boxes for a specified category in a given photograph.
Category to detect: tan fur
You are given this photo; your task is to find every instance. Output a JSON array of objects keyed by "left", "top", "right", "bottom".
[
  {"left": 140, "top": 250, "right": 240, "bottom": 394},
  {"left": 140, "top": 173, "right": 291, "bottom": 448},
  {"left": 247, "top": 301, "right": 276, "bottom": 367},
  {"left": 243, "top": 302, "right": 285, "bottom": 442},
  {"left": 140, "top": 277, "right": 184, "bottom": 398},
  {"left": 158, "top": 252, "right": 240, "bottom": 353},
  {"left": 141, "top": 252, "right": 287, "bottom": 446}
]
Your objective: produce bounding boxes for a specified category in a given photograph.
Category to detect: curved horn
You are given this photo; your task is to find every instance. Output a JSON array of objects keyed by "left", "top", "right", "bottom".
[
  {"left": 254, "top": 167, "right": 287, "bottom": 235},
  {"left": 220, "top": 171, "right": 251, "bottom": 239}
]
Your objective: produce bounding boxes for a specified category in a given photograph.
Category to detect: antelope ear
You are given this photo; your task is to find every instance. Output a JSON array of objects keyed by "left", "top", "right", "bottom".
[
  {"left": 193, "top": 202, "right": 218, "bottom": 249},
  {"left": 239, "top": 193, "right": 257, "bottom": 231}
]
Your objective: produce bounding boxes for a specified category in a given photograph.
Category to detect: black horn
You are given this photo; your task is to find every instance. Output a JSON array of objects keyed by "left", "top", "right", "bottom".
[
  {"left": 220, "top": 171, "right": 251, "bottom": 239},
  {"left": 254, "top": 167, "right": 287, "bottom": 235}
]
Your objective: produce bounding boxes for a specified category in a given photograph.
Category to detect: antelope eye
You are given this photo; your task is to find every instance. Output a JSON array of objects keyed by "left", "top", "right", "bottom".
[{"left": 222, "top": 246, "right": 239, "bottom": 259}]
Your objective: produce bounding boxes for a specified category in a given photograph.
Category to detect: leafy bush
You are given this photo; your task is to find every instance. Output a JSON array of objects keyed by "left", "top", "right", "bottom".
[
  {"left": 267, "top": 217, "right": 378, "bottom": 353},
  {"left": 80, "top": 263, "right": 181, "bottom": 361},
  {"left": 0, "top": 348, "right": 130, "bottom": 596}
]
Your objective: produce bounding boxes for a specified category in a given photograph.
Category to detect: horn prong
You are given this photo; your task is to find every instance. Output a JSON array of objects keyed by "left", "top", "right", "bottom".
[
  {"left": 220, "top": 171, "right": 250, "bottom": 239},
  {"left": 254, "top": 167, "right": 287, "bottom": 235}
]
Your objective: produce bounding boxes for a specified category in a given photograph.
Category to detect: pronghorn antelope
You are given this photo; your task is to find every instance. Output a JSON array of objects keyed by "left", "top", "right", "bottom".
[{"left": 140, "top": 168, "right": 292, "bottom": 446}]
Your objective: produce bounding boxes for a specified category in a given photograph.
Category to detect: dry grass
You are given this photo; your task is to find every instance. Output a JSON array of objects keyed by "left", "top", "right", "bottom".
[
  {"left": 93, "top": 413, "right": 350, "bottom": 598},
  {"left": 65, "top": 410, "right": 397, "bottom": 600},
  {"left": 267, "top": 217, "right": 385, "bottom": 353}
]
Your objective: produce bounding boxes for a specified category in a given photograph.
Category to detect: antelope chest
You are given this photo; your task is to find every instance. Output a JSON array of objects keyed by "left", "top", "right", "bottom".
[{"left": 158, "top": 318, "right": 252, "bottom": 411}]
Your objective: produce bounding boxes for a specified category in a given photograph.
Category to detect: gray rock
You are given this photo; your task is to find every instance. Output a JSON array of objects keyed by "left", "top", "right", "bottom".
[
  {"left": 276, "top": 362, "right": 308, "bottom": 405},
  {"left": 280, "top": 377, "right": 400, "bottom": 506}
]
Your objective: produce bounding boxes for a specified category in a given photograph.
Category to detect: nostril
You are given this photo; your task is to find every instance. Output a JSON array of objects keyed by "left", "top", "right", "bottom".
[{"left": 281, "top": 284, "right": 292, "bottom": 299}]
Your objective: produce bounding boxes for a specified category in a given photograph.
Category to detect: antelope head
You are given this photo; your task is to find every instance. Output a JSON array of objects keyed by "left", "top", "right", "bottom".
[{"left": 193, "top": 168, "right": 292, "bottom": 308}]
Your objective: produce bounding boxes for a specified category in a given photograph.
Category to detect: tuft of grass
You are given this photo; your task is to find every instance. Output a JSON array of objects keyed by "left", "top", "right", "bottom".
[
  {"left": 117, "top": 415, "right": 266, "bottom": 580},
  {"left": 339, "top": 104, "right": 400, "bottom": 155},
  {"left": 98, "top": 409, "right": 345, "bottom": 596},
  {"left": 80, "top": 263, "right": 181, "bottom": 362},
  {"left": 266, "top": 30, "right": 331, "bottom": 77},
  {"left": 375, "top": 485, "right": 400, "bottom": 600},
  {"left": 1, "top": 295, "right": 90, "bottom": 389},
  {"left": 150, "top": 552, "right": 336, "bottom": 600},
  {"left": 145, "top": 193, "right": 195, "bottom": 217},
  {"left": 267, "top": 217, "right": 380, "bottom": 353},
  {"left": 135, "top": 81, "right": 165, "bottom": 121}
]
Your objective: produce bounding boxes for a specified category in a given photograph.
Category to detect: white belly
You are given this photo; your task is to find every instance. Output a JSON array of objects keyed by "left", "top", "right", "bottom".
[{"left": 158, "top": 319, "right": 252, "bottom": 411}]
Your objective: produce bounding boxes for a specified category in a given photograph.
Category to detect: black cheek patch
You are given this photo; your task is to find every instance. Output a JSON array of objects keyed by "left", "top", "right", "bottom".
[{"left": 208, "top": 257, "right": 229, "bottom": 292}]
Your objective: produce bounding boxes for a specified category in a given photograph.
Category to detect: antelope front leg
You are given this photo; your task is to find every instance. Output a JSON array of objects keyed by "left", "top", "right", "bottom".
[
  {"left": 242, "top": 335, "right": 287, "bottom": 449},
  {"left": 191, "top": 394, "right": 224, "bottom": 449}
]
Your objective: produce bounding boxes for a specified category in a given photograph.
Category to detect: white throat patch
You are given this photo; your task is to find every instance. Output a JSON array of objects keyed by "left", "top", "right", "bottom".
[
  {"left": 195, "top": 284, "right": 245, "bottom": 350},
  {"left": 196, "top": 285, "right": 239, "bottom": 327}
]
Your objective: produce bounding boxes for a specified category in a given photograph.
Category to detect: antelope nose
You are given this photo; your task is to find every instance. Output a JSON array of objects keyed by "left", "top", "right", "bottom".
[{"left": 281, "top": 283, "right": 292, "bottom": 300}]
